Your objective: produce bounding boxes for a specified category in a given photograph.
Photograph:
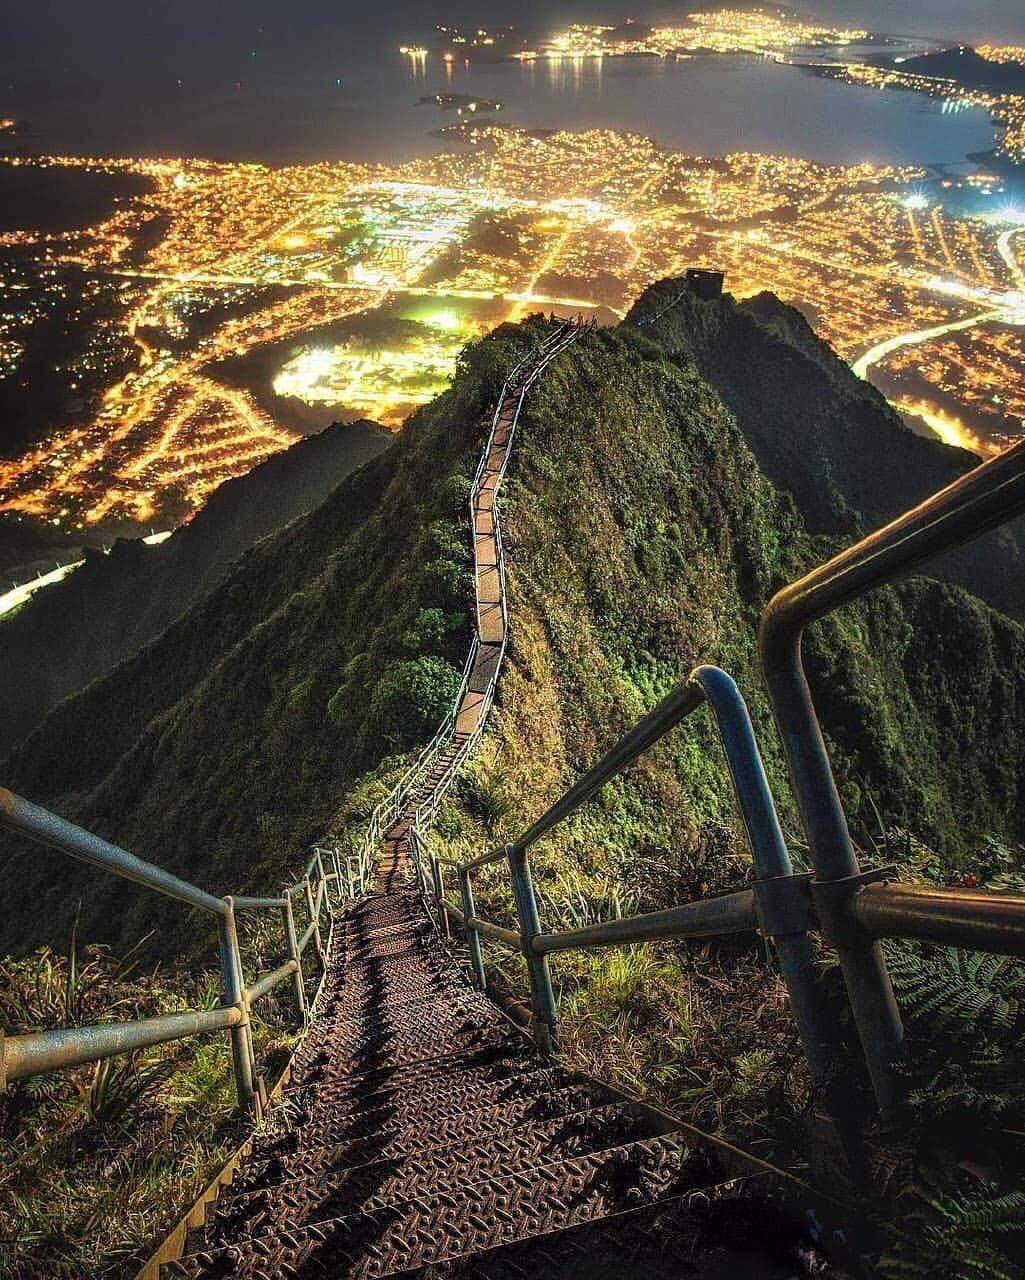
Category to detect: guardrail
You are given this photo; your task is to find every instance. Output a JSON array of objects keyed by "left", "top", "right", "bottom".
[
  {"left": 0, "top": 321, "right": 579, "bottom": 1128},
  {"left": 0, "top": 787, "right": 352, "bottom": 1116},
  {"left": 424, "top": 666, "right": 840, "bottom": 1077},
  {"left": 421, "top": 436, "right": 1025, "bottom": 1125},
  {"left": 358, "top": 322, "right": 582, "bottom": 880},
  {"left": 760, "top": 433, "right": 1025, "bottom": 1116}
]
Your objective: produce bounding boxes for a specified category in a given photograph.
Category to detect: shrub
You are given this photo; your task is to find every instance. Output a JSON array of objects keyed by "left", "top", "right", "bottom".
[
  {"left": 401, "top": 608, "right": 449, "bottom": 654},
  {"left": 368, "top": 657, "right": 462, "bottom": 748}
]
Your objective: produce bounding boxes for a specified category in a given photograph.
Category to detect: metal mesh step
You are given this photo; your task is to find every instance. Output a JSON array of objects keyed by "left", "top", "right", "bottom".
[
  {"left": 376, "top": 1176, "right": 811, "bottom": 1280},
  {"left": 168, "top": 1132, "right": 714, "bottom": 1279},
  {"left": 249, "top": 1081, "right": 611, "bottom": 1163},
  {"left": 202, "top": 1103, "right": 676, "bottom": 1247}
]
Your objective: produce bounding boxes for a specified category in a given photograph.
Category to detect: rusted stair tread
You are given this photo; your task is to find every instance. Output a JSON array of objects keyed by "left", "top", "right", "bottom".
[
  {"left": 299, "top": 981, "right": 492, "bottom": 1031},
  {"left": 291, "top": 1038, "right": 534, "bottom": 1100},
  {"left": 201, "top": 1108, "right": 685, "bottom": 1248},
  {"left": 307, "top": 962, "right": 451, "bottom": 1003},
  {"left": 279, "top": 1067, "right": 593, "bottom": 1136},
  {"left": 308, "top": 967, "right": 490, "bottom": 1015},
  {"left": 295, "top": 1000, "right": 499, "bottom": 1055},
  {"left": 293, "top": 1020, "right": 521, "bottom": 1081},
  {"left": 225, "top": 1099, "right": 658, "bottom": 1204},
  {"left": 384, "top": 1176, "right": 809, "bottom": 1280},
  {"left": 168, "top": 1133, "right": 708, "bottom": 1280},
  {"left": 286, "top": 1051, "right": 559, "bottom": 1116},
  {"left": 293, "top": 1023, "right": 522, "bottom": 1078},
  {"left": 248, "top": 1082, "right": 612, "bottom": 1161}
]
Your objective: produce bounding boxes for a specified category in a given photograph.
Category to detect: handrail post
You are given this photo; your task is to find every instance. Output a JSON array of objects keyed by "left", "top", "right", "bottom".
[
  {"left": 331, "top": 849, "right": 343, "bottom": 903},
  {"left": 507, "top": 843, "right": 557, "bottom": 1054},
  {"left": 218, "top": 897, "right": 259, "bottom": 1117},
  {"left": 304, "top": 874, "right": 325, "bottom": 967},
  {"left": 345, "top": 855, "right": 356, "bottom": 898},
  {"left": 691, "top": 668, "right": 846, "bottom": 1109},
  {"left": 759, "top": 438, "right": 1025, "bottom": 1117},
  {"left": 459, "top": 868, "right": 486, "bottom": 990},
  {"left": 762, "top": 616, "right": 906, "bottom": 1117},
  {"left": 434, "top": 855, "right": 451, "bottom": 939},
  {"left": 409, "top": 828, "right": 424, "bottom": 896},
  {"left": 314, "top": 851, "right": 333, "bottom": 918},
  {"left": 281, "top": 896, "right": 307, "bottom": 1020}
]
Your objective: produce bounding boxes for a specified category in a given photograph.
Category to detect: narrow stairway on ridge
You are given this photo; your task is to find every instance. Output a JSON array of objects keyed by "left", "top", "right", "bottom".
[{"left": 160, "top": 325, "right": 831, "bottom": 1280}]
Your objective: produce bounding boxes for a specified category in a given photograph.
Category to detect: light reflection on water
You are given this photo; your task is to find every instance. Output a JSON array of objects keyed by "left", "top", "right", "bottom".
[
  {"left": 401, "top": 51, "right": 995, "bottom": 169},
  {"left": 6, "top": 49, "right": 997, "bottom": 169}
]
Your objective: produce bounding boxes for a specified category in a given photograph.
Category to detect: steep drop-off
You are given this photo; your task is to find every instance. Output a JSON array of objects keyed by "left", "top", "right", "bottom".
[
  {"left": 0, "top": 418, "right": 391, "bottom": 754},
  {"left": 629, "top": 281, "right": 1025, "bottom": 619},
  {"left": 2, "top": 296, "right": 1023, "bottom": 960}
]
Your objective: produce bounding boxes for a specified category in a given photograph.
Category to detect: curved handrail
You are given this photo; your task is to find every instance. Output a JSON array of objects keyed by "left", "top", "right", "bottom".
[
  {"left": 354, "top": 337, "right": 550, "bottom": 877},
  {"left": 432, "top": 665, "right": 842, "bottom": 1088},
  {"left": 360, "top": 322, "right": 581, "bottom": 884},
  {"left": 759, "top": 435, "right": 1025, "bottom": 1114}
]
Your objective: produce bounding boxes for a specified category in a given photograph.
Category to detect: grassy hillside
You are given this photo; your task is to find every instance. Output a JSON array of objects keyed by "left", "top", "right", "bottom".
[
  {"left": 629, "top": 281, "right": 1025, "bottom": 620},
  {"left": 0, "top": 418, "right": 391, "bottom": 755},
  {"left": 4, "top": 289, "right": 1025, "bottom": 1278},
  {"left": 429, "top": 322, "right": 1025, "bottom": 908},
  {"left": 2, "top": 300, "right": 1023, "bottom": 967},
  {"left": 0, "top": 322, "right": 543, "bottom": 956}
]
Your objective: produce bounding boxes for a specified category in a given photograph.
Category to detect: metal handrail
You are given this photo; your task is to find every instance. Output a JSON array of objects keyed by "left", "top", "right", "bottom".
[
  {"left": 360, "top": 323, "right": 580, "bottom": 887},
  {"left": 0, "top": 795, "right": 346, "bottom": 1114},
  {"left": 429, "top": 627, "right": 1025, "bottom": 1120},
  {"left": 759, "top": 435, "right": 1025, "bottom": 1115},
  {"left": 356, "top": 337, "right": 547, "bottom": 862},
  {"left": 430, "top": 665, "right": 842, "bottom": 1083},
  {"left": 0, "top": 789, "right": 227, "bottom": 917},
  {"left": 0, "top": 323, "right": 580, "bottom": 1122}
]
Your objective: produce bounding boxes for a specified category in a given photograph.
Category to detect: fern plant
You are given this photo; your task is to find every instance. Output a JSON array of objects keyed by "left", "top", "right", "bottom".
[{"left": 874, "top": 938, "right": 1025, "bottom": 1279}]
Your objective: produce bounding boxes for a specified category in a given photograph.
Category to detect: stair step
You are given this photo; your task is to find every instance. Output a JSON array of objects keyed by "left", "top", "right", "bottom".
[
  {"left": 381, "top": 1176, "right": 809, "bottom": 1280},
  {"left": 250, "top": 1081, "right": 611, "bottom": 1162},
  {"left": 287, "top": 1049, "right": 554, "bottom": 1115},
  {"left": 292, "top": 1038, "right": 534, "bottom": 1100},
  {"left": 201, "top": 1104, "right": 680, "bottom": 1248},
  {"left": 168, "top": 1132, "right": 710, "bottom": 1279},
  {"left": 282, "top": 1066, "right": 589, "bottom": 1134},
  {"left": 228, "top": 1099, "right": 654, "bottom": 1209}
]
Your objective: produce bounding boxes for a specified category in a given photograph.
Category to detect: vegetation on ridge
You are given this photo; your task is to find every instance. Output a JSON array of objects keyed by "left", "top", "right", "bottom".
[{"left": 3, "top": 282, "right": 1025, "bottom": 1274}]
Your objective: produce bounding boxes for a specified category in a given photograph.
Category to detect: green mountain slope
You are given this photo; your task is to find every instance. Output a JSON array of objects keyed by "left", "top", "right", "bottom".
[
  {"left": 629, "top": 281, "right": 1025, "bottom": 619},
  {"left": 0, "top": 418, "right": 391, "bottom": 755},
  {"left": 2, "top": 298, "right": 1023, "bottom": 960}
]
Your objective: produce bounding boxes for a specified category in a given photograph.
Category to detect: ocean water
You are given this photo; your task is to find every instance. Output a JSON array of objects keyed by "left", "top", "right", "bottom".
[{"left": 6, "top": 49, "right": 996, "bottom": 169}]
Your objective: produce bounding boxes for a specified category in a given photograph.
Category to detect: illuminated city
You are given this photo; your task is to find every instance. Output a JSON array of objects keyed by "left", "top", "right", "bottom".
[{"left": 1, "top": 6, "right": 1024, "bottom": 557}]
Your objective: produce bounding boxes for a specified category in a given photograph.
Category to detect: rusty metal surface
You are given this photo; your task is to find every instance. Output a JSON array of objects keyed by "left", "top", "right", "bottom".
[
  {"left": 151, "top": 328, "right": 833, "bottom": 1279},
  {"left": 165, "top": 885, "right": 830, "bottom": 1279}
]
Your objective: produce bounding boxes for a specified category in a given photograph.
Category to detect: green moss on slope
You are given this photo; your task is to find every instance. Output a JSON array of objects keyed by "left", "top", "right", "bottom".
[{"left": 2, "top": 300, "right": 1024, "bottom": 968}]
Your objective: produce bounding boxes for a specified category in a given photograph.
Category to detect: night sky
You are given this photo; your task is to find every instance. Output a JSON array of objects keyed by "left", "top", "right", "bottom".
[{"left": 2, "top": 1, "right": 1023, "bottom": 89}]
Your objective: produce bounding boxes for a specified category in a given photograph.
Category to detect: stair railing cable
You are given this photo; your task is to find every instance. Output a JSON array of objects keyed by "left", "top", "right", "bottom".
[
  {"left": 424, "top": 435, "right": 1025, "bottom": 1128},
  {"left": 0, "top": 789, "right": 348, "bottom": 1117},
  {"left": 408, "top": 324, "right": 579, "bottom": 850},
  {"left": 355, "top": 338, "right": 548, "bottom": 880}
]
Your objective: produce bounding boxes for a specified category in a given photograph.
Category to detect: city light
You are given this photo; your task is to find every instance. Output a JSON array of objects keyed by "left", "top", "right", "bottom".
[
  {"left": 2, "top": 89, "right": 1025, "bottom": 534},
  {"left": 425, "top": 309, "right": 461, "bottom": 330}
]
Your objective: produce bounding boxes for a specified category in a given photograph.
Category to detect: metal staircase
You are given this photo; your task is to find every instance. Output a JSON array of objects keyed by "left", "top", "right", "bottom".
[
  {"left": 5, "top": 316, "right": 1025, "bottom": 1278},
  {"left": 151, "top": 323, "right": 817, "bottom": 1279},
  {"left": 163, "top": 891, "right": 806, "bottom": 1279}
]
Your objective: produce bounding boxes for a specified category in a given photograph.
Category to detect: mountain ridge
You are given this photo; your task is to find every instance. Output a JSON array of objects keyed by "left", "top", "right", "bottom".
[
  {"left": 0, "top": 417, "right": 391, "bottom": 755},
  {"left": 1, "top": 289, "right": 1023, "bottom": 960},
  {"left": 629, "top": 281, "right": 1025, "bottom": 619}
]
